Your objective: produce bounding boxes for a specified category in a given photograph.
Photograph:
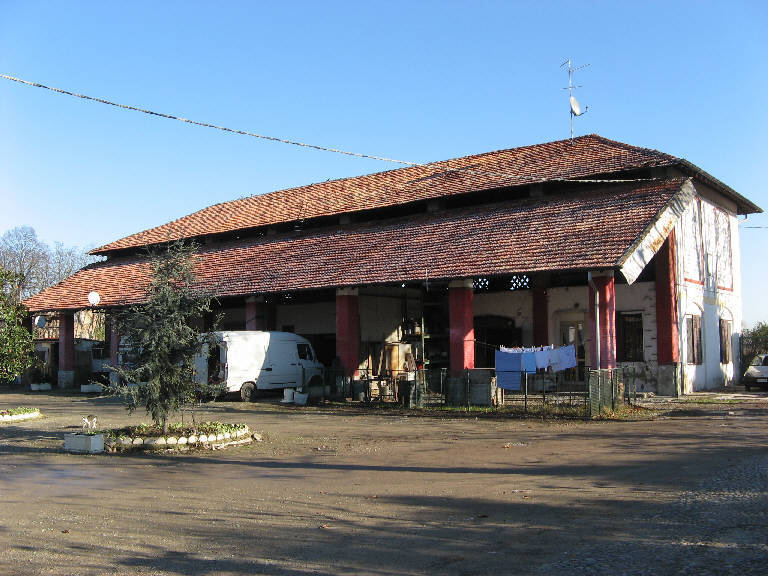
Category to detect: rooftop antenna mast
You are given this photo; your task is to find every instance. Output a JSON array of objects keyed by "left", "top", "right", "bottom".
[{"left": 560, "top": 58, "right": 590, "bottom": 141}]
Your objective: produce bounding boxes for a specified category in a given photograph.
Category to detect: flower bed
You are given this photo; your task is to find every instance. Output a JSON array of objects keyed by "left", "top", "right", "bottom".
[
  {"left": 0, "top": 407, "right": 41, "bottom": 422},
  {"left": 103, "top": 421, "right": 255, "bottom": 452}
]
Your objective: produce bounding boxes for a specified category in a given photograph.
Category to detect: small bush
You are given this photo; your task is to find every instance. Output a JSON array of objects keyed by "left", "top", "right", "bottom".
[{"left": 0, "top": 406, "right": 39, "bottom": 416}]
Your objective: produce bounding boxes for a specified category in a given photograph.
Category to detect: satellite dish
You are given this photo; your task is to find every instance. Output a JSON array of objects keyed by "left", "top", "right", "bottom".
[
  {"left": 87, "top": 291, "right": 101, "bottom": 307},
  {"left": 570, "top": 96, "right": 582, "bottom": 116},
  {"left": 34, "top": 316, "right": 46, "bottom": 329}
]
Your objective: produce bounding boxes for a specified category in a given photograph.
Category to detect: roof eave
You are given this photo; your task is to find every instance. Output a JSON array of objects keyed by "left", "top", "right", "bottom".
[
  {"left": 676, "top": 159, "right": 761, "bottom": 215},
  {"left": 618, "top": 179, "right": 695, "bottom": 284}
]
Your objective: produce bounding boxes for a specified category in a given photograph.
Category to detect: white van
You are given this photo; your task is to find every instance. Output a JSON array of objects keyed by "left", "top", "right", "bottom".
[{"left": 194, "top": 331, "right": 324, "bottom": 401}]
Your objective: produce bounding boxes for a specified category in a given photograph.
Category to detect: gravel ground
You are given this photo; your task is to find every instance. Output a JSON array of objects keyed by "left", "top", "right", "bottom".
[{"left": 0, "top": 389, "right": 766, "bottom": 575}]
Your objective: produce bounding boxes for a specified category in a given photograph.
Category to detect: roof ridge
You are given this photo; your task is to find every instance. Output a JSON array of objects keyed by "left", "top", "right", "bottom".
[{"left": 89, "top": 135, "right": 689, "bottom": 255}]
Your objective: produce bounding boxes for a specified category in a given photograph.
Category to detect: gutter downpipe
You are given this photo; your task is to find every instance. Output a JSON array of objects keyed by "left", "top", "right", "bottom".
[{"left": 588, "top": 271, "right": 600, "bottom": 371}]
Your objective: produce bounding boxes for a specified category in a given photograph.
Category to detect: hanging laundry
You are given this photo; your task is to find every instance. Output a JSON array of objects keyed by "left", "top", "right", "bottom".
[
  {"left": 522, "top": 351, "right": 537, "bottom": 374},
  {"left": 549, "top": 347, "right": 564, "bottom": 372},
  {"left": 535, "top": 347, "right": 552, "bottom": 370},
  {"left": 560, "top": 344, "right": 578, "bottom": 370},
  {"left": 495, "top": 350, "right": 522, "bottom": 391}
]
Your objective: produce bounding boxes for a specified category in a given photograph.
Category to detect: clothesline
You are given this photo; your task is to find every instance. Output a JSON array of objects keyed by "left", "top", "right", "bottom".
[{"left": 495, "top": 344, "right": 578, "bottom": 391}]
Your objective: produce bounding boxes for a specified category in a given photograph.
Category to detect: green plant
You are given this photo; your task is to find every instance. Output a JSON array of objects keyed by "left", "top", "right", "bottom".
[
  {"left": 0, "top": 269, "right": 34, "bottom": 382},
  {"left": 109, "top": 241, "right": 221, "bottom": 434},
  {"left": 741, "top": 322, "right": 768, "bottom": 372},
  {"left": 0, "top": 406, "right": 39, "bottom": 416},
  {"left": 104, "top": 420, "right": 248, "bottom": 439}
]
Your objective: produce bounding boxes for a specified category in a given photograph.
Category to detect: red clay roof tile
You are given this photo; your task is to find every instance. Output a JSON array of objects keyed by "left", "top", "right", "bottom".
[
  {"left": 26, "top": 178, "right": 685, "bottom": 312},
  {"left": 90, "top": 135, "right": 682, "bottom": 255}
]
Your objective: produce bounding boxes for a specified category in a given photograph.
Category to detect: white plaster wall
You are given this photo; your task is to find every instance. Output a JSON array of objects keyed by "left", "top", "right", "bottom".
[
  {"left": 675, "top": 194, "right": 741, "bottom": 392},
  {"left": 275, "top": 302, "right": 335, "bottom": 335},
  {"left": 473, "top": 290, "right": 533, "bottom": 345},
  {"left": 548, "top": 285, "right": 589, "bottom": 350}
]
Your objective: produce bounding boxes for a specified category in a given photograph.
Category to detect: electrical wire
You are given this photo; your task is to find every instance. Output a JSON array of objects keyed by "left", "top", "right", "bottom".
[
  {"left": 2, "top": 73, "right": 670, "bottom": 193},
  {"left": 0, "top": 74, "right": 422, "bottom": 166}
]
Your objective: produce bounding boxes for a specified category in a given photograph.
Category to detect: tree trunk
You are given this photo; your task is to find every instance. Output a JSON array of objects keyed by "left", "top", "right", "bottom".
[{"left": 162, "top": 415, "right": 168, "bottom": 435}]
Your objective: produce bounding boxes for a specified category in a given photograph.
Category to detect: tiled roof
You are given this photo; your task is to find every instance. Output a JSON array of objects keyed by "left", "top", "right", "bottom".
[
  {"left": 91, "top": 135, "right": 686, "bottom": 255},
  {"left": 26, "top": 178, "right": 686, "bottom": 312}
]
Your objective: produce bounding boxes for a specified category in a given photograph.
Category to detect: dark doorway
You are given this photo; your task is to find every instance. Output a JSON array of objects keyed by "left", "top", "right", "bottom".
[{"left": 474, "top": 315, "right": 522, "bottom": 368}]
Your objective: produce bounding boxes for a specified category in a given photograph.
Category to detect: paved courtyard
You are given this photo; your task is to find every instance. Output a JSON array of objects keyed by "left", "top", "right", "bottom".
[{"left": 1, "top": 389, "right": 766, "bottom": 575}]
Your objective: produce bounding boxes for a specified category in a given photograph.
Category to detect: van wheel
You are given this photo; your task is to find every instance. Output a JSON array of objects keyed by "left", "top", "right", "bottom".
[
  {"left": 240, "top": 382, "right": 256, "bottom": 402},
  {"left": 308, "top": 376, "right": 323, "bottom": 388}
]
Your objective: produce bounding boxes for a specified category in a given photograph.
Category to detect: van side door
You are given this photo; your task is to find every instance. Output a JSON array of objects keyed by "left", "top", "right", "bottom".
[{"left": 263, "top": 340, "right": 301, "bottom": 387}]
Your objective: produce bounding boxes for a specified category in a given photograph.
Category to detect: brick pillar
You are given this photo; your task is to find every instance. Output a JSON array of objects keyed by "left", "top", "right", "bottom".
[
  {"left": 245, "top": 296, "right": 261, "bottom": 330},
  {"left": 588, "top": 271, "right": 616, "bottom": 370},
  {"left": 449, "top": 280, "right": 475, "bottom": 375},
  {"left": 655, "top": 231, "right": 679, "bottom": 364},
  {"left": 533, "top": 288, "right": 549, "bottom": 346},
  {"left": 336, "top": 288, "right": 360, "bottom": 377},
  {"left": 58, "top": 311, "right": 75, "bottom": 388}
]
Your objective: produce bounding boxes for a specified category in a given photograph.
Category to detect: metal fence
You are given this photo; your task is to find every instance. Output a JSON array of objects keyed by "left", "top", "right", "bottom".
[
  {"left": 586, "top": 368, "right": 637, "bottom": 417},
  {"left": 309, "top": 366, "right": 637, "bottom": 418}
]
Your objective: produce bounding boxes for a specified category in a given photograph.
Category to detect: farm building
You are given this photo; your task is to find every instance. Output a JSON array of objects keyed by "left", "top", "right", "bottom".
[{"left": 23, "top": 135, "right": 760, "bottom": 395}]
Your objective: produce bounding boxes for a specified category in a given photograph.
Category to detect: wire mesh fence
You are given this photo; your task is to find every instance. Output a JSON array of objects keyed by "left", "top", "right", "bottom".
[{"left": 310, "top": 365, "right": 637, "bottom": 418}]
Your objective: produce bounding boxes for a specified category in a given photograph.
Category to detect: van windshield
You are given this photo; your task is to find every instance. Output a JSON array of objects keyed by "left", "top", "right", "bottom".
[{"left": 297, "top": 343, "right": 314, "bottom": 361}]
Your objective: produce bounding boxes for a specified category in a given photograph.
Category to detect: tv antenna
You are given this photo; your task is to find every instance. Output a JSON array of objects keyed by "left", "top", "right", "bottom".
[{"left": 560, "top": 59, "right": 590, "bottom": 141}]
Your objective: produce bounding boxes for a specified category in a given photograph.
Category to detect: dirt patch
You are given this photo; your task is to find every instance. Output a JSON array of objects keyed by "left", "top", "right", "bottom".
[{"left": 1, "top": 389, "right": 766, "bottom": 575}]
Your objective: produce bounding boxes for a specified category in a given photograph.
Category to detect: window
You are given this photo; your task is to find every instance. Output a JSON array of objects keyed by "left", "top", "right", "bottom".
[
  {"left": 616, "top": 313, "right": 644, "bottom": 362},
  {"left": 297, "top": 343, "right": 314, "bottom": 361},
  {"left": 686, "top": 315, "right": 702, "bottom": 365},
  {"left": 719, "top": 319, "right": 732, "bottom": 364}
]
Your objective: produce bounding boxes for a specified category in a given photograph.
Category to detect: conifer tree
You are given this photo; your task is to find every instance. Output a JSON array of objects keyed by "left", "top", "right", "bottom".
[{"left": 111, "top": 242, "right": 220, "bottom": 433}]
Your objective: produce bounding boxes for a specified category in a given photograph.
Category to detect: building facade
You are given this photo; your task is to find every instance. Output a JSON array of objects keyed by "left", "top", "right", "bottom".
[{"left": 24, "top": 135, "right": 760, "bottom": 394}]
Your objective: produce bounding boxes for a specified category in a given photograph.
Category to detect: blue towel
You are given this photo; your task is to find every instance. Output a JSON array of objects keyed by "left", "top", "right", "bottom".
[
  {"left": 522, "top": 351, "right": 537, "bottom": 374},
  {"left": 495, "top": 351, "right": 522, "bottom": 391},
  {"left": 498, "top": 371, "right": 521, "bottom": 391}
]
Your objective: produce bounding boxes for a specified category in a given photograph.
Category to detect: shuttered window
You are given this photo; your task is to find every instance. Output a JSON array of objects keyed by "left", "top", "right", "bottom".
[
  {"left": 719, "top": 319, "right": 732, "bottom": 364},
  {"left": 686, "top": 315, "right": 702, "bottom": 365}
]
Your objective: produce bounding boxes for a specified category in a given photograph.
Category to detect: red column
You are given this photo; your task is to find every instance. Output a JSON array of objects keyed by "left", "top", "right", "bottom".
[
  {"left": 245, "top": 297, "right": 260, "bottom": 330},
  {"left": 533, "top": 288, "right": 549, "bottom": 346},
  {"left": 588, "top": 272, "right": 616, "bottom": 370},
  {"left": 58, "top": 311, "right": 75, "bottom": 387},
  {"left": 336, "top": 288, "right": 360, "bottom": 377},
  {"left": 449, "top": 280, "right": 475, "bottom": 375},
  {"left": 655, "top": 231, "right": 679, "bottom": 364}
]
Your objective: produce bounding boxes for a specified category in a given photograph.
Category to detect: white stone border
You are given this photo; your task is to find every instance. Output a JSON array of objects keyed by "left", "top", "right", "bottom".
[
  {"left": 105, "top": 425, "right": 256, "bottom": 451},
  {"left": 0, "top": 409, "right": 41, "bottom": 422}
]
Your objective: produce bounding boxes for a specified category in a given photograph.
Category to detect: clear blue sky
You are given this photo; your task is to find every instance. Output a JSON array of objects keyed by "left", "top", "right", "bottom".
[{"left": 1, "top": 1, "right": 767, "bottom": 325}]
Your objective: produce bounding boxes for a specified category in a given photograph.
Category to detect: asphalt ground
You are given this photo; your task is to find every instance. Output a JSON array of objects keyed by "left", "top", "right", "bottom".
[{"left": 1, "top": 388, "right": 766, "bottom": 575}]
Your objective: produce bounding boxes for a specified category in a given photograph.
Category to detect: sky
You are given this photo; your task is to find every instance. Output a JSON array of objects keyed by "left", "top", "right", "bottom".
[{"left": 1, "top": 1, "right": 767, "bottom": 325}]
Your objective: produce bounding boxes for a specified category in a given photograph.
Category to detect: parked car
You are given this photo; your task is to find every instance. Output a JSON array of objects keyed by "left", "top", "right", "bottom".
[
  {"left": 742, "top": 354, "right": 768, "bottom": 391},
  {"left": 193, "top": 331, "right": 324, "bottom": 401}
]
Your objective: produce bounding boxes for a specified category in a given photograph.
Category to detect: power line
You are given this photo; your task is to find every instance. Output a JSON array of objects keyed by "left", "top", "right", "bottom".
[
  {"left": 0, "top": 73, "right": 422, "bottom": 166},
  {"left": 1, "top": 73, "right": 674, "bottom": 190}
]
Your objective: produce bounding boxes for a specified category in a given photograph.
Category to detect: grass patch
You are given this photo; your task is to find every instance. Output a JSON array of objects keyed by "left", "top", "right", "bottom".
[{"left": 669, "top": 395, "right": 745, "bottom": 405}]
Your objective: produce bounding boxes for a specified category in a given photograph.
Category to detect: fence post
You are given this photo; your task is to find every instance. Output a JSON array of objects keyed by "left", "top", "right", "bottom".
[{"left": 524, "top": 372, "right": 528, "bottom": 415}]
